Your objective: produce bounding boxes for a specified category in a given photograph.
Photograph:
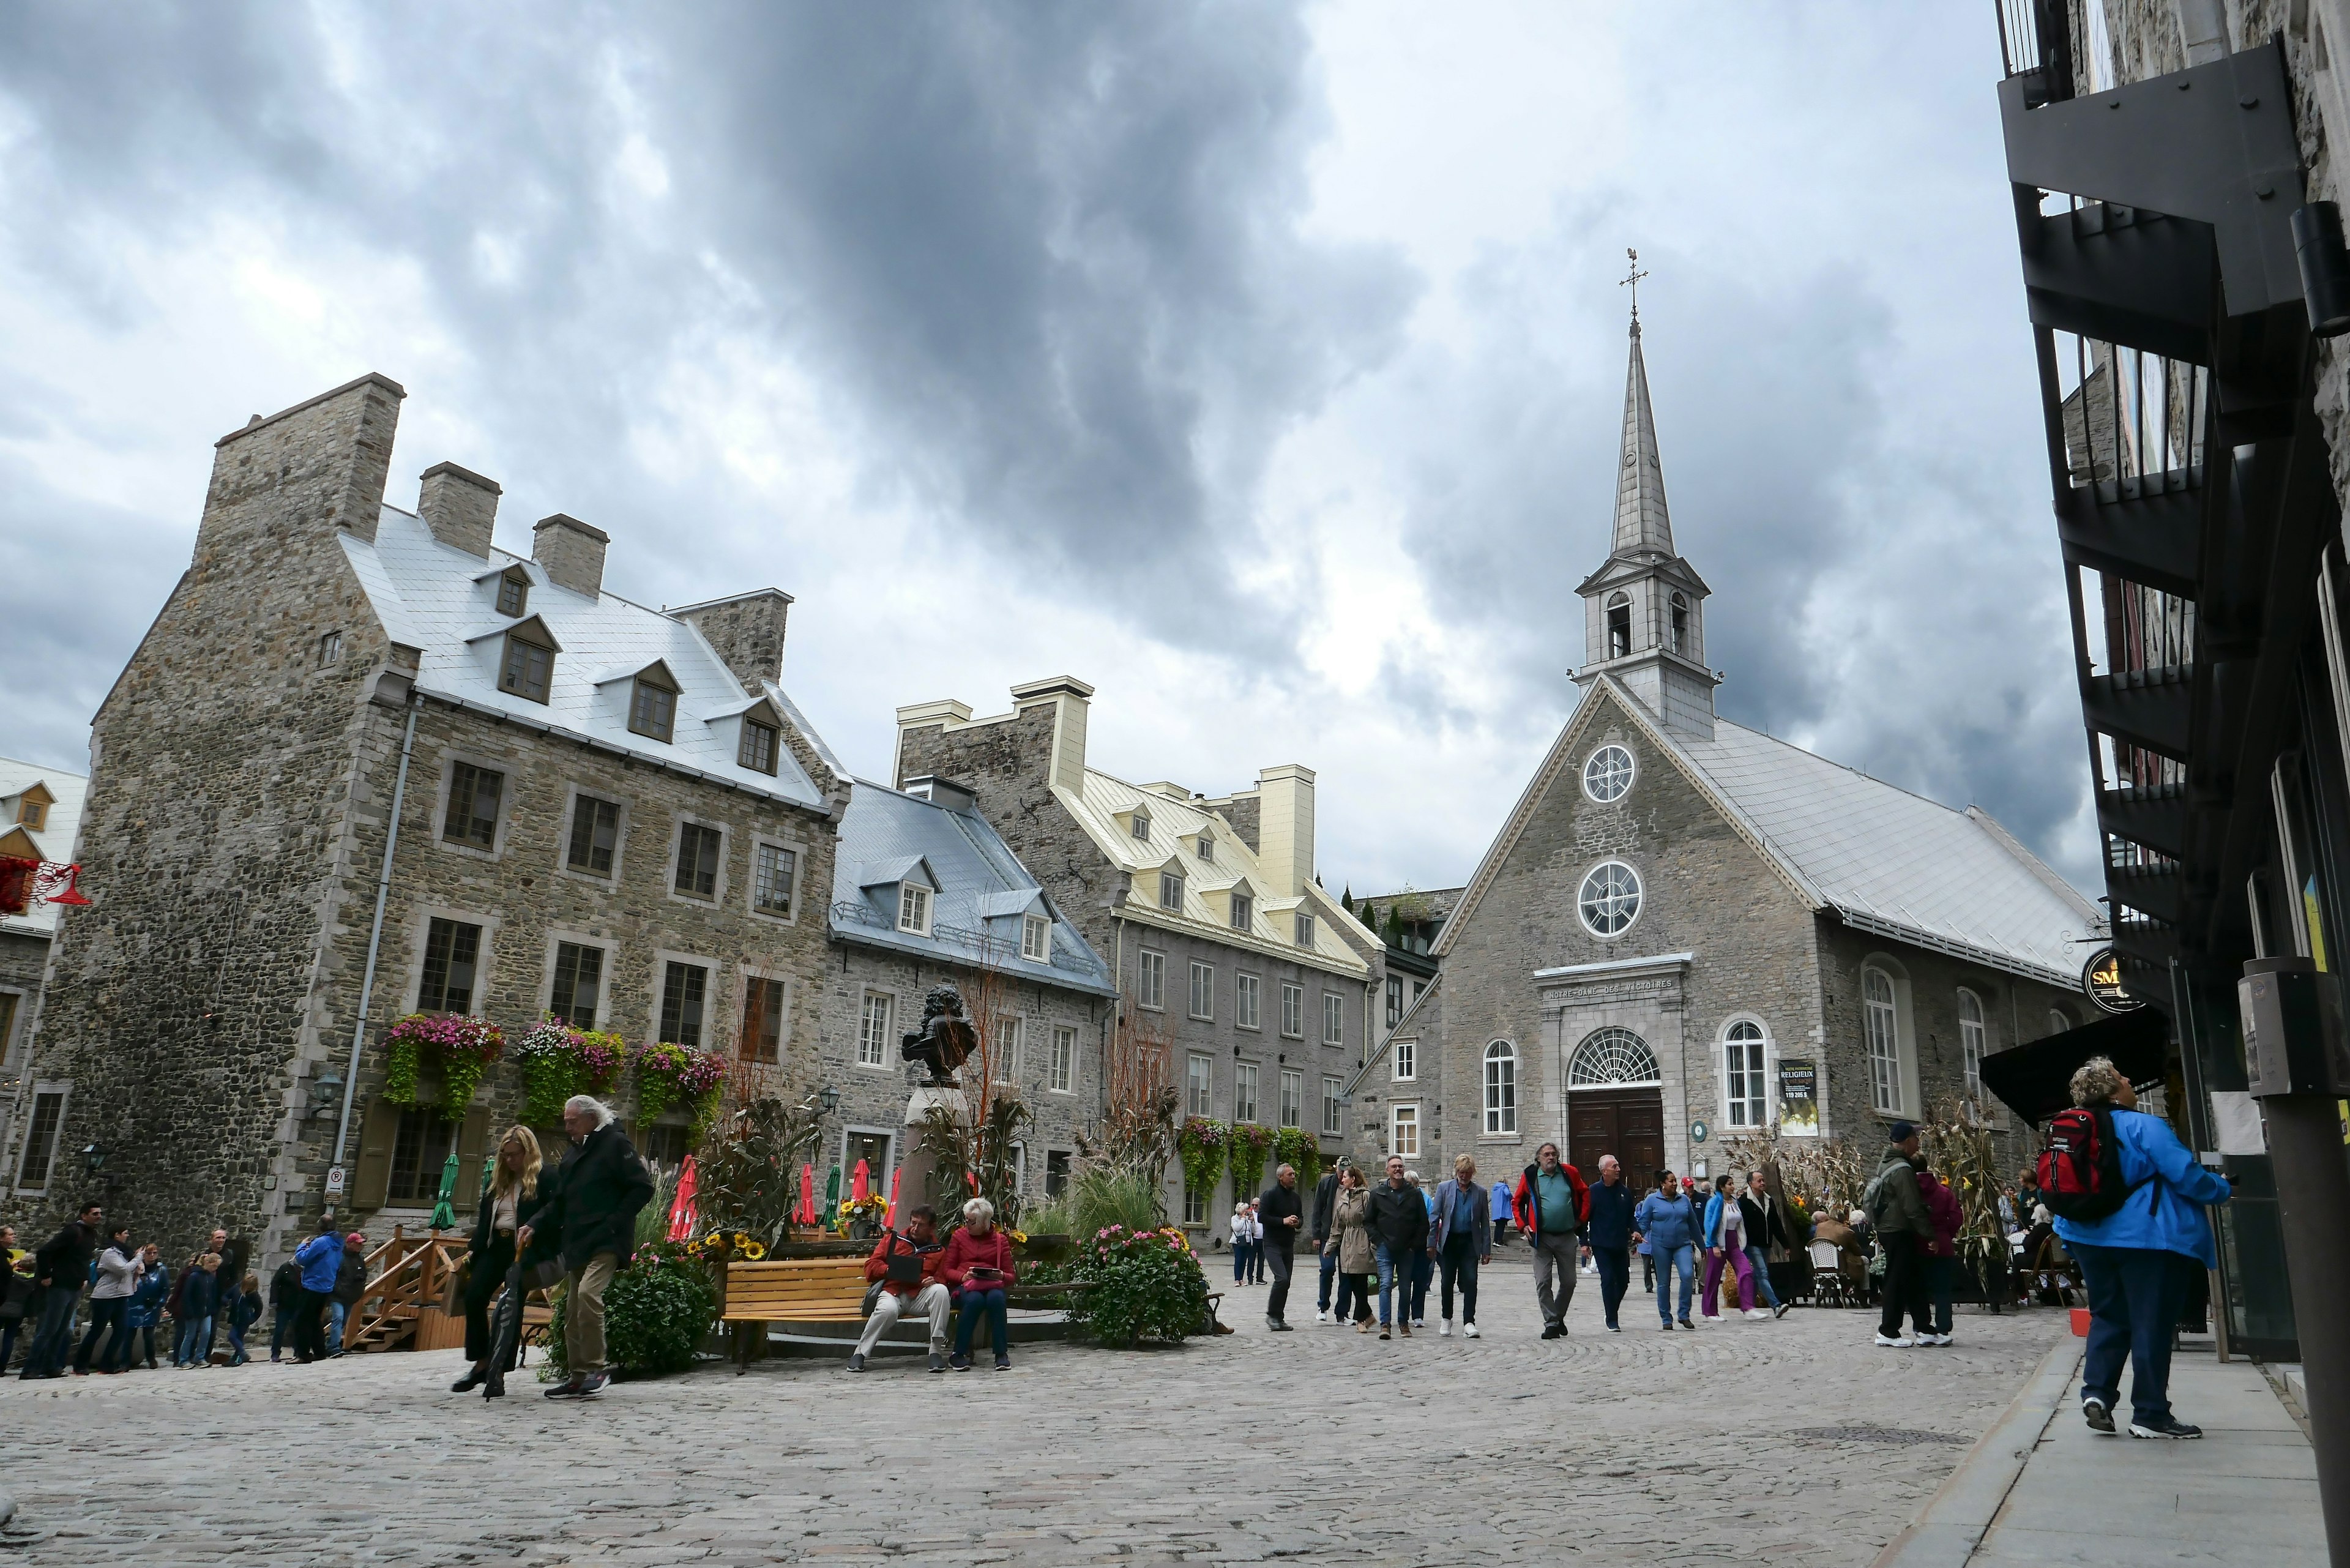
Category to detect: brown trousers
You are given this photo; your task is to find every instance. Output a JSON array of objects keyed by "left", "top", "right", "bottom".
[{"left": 564, "top": 1252, "right": 621, "bottom": 1374}]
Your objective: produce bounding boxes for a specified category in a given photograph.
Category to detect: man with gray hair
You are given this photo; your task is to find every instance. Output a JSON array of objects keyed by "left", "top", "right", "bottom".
[
  {"left": 1256, "top": 1163, "right": 1303, "bottom": 1332},
  {"left": 518, "top": 1095, "right": 652, "bottom": 1399}
]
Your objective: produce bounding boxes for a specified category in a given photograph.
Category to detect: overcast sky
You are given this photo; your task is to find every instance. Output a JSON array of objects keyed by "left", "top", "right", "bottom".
[{"left": 0, "top": 2, "right": 2092, "bottom": 898}]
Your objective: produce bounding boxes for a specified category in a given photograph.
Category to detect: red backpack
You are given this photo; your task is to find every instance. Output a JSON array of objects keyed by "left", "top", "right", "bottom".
[{"left": 2034, "top": 1107, "right": 2137, "bottom": 1222}]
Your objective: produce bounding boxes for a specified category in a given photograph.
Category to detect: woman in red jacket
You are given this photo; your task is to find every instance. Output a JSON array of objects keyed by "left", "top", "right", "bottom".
[{"left": 942, "top": 1198, "right": 1018, "bottom": 1371}]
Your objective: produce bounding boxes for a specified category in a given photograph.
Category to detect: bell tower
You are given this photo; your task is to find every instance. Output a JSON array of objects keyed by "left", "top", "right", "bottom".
[{"left": 1573, "top": 252, "right": 1718, "bottom": 739}]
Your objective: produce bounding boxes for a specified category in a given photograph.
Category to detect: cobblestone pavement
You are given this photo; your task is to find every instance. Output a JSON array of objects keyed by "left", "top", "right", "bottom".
[{"left": 1, "top": 1256, "right": 2065, "bottom": 1566}]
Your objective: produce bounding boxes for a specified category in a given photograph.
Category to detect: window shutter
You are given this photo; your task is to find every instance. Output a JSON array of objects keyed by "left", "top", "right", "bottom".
[
  {"left": 453, "top": 1106, "right": 493, "bottom": 1212},
  {"left": 351, "top": 1097, "right": 397, "bottom": 1211}
]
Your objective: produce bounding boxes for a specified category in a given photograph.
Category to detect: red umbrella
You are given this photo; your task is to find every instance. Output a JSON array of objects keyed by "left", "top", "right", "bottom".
[
  {"left": 851, "top": 1157, "right": 870, "bottom": 1204},
  {"left": 884, "top": 1167, "right": 901, "bottom": 1228},
  {"left": 798, "top": 1163, "right": 816, "bottom": 1226},
  {"left": 667, "top": 1155, "right": 699, "bottom": 1242}
]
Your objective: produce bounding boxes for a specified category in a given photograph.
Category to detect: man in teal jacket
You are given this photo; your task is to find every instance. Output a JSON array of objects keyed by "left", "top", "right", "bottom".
[{"left": 2053, "top": 1056, "right": 2231, "bottom": 1439}]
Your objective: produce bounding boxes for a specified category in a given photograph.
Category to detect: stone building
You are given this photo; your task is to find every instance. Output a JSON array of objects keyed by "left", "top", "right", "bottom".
[
  {"left": 1348, "top": 886, "right": 1461, "bottom": 1051},
  {"left": 816, "top": 776, "right": 1117, "bottom": 1215},
  {"left": 2, "top": 374, "right": 848, "bottom": 1263},
  {"left": 0, "top": 758, "right": 88, "bottom": 1172},
  {"left": 1346, "top": 312, "right": 2103, "bottom": 1186},
  {"left": 893, "top": 679, "right": 1381, "bottom": 1231}
]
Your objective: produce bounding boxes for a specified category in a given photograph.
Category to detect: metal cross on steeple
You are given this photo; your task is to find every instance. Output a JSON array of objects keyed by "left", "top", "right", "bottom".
[{"left": 1620, "top": 247, "right": 1649, "bottom": 332}]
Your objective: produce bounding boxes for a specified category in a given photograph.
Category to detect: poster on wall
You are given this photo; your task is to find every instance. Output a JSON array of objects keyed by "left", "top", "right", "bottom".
[{"left": 1777, "top": 1059, "right": 1820, "bottom": 1137}]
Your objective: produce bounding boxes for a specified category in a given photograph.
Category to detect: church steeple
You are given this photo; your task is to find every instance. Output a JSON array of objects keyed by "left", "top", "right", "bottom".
[{"left": 1575, "top": 253, "right": 1720, "bottom": 739}]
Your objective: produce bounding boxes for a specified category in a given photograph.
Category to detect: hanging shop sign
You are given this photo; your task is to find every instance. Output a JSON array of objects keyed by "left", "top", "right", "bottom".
[
  {"left": 2083, "top": 949, "right": 2144, "bottom": 1015},
  {"left": 1776, "top": 1059, "right": 1821, "bottom": 1137}
]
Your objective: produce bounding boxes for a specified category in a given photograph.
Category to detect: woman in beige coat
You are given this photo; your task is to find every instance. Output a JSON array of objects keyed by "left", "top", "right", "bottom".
[{"left": 1332, "top": 1165, "right": 1376, "bottom": 1331}]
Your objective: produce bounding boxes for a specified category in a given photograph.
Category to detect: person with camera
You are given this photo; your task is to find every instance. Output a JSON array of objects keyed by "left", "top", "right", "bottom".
[{"left": 848, "top": 1203, "right": 950, "bottom": 1373}]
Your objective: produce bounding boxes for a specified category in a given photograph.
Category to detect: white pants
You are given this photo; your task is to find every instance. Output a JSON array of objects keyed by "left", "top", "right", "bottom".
[{"left": 853, "top": 1282, "right": 951, "bottom": 1357}]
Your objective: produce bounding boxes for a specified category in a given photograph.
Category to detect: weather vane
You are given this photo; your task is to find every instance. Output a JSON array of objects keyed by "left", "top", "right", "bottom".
[{"left": 1620, "top": 247, "right": 1649, "bottom": 323}]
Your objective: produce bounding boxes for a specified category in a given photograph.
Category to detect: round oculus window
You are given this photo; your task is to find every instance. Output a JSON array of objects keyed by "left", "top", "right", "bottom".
[
  {"left": 1583, "top": 744, "right": 1635, "bottom": 803},
  {"left": 1577, "top": 861, "right": 1642, "bottom": 937}
]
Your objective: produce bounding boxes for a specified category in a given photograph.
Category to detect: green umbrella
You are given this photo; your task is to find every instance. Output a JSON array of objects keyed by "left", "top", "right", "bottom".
[
  {"left": 430, "top": 1143, "right": 460, "bottom": 1231},
  {"left": 826, "top": 1163, "right": 841, "bottom": 1217}
]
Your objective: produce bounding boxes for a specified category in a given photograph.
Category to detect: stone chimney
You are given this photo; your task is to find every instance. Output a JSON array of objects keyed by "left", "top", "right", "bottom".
[
  {"left": 1255, "top": 764, "right": 1316, "bottom": 897},
  {"left": 671, "top": 588, "right": 793, "bottom": 697},
  {"left": 533, "top": 513, "right": 609, "bottom": 599},
  {"left": 1009, "top": 676, "right": 1094, "bottom": 794},
  {"left": 415, "top": 461, "right": 501, "bottom": 557},
  {"left": 201, "top": 371, "right": 403, "bottom": 557}
]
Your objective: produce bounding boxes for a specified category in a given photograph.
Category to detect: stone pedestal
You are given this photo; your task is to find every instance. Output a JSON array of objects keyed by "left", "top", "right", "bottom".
[{"left": 895, "top": 1081, "right": 969, "bottom": 1225}]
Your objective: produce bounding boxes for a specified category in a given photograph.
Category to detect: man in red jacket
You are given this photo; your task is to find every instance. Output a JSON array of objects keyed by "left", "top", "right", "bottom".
[
  {"left": 1512, "top": 1144, "right": 1590, "bottom": 1338},
  {"left": 848, "top": 1204, "right": 949, "bottom": 1374}
]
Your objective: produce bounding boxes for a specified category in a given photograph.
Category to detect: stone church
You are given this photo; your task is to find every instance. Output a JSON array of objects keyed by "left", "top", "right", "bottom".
[{"left": 1349, "top": 310, "right": 2105, "bottom": 1185}]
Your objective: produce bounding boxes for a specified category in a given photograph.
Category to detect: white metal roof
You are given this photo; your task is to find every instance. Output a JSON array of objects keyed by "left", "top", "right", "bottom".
[
  {"left": 341, "top": 506, "right": 827, "bottom": 810},
  {"left": 0, "top": 755, "right": 89, "bottom": 938}
]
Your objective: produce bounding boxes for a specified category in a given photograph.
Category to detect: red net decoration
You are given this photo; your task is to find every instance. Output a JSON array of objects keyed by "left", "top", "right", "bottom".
[
  {"left": 0, "top": 859, "right": 89, "bottom": 914},
  {"left": 33, "top": 862, "right": 89, "bottom": 906},
  {"left": 0, "top": 859, "right": 32, "bottom": 917}
]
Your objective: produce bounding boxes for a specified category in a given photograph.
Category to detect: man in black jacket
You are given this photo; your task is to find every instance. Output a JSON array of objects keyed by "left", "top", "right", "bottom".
[
  {"left": 1365, "top": 1155, "right": 1428, "bottom": 1339},
  {"left": 20, "top": 1203, "right": 101, "bottom": 1379},
  {"left": 519, "top": 1096, "right": 652, "bottom": 1399},
  {"left": 1310, "top": 1158, "right": 1348, "bottom": 1322},
  {"left": 1739, "top": 1170, "right": 1796, "bottom": 1320},
  {"left": 1257, "top": 1165, "right": 1305, "bottom": 1333}
]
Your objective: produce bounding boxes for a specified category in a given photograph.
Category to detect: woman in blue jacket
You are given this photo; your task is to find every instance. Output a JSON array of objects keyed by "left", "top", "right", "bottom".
[
  {"left": 2052, "top": 1056, "right": 2230, "bottom": 1439},
  {"left": 1632, "top": 1173, "right": 1704, "bottom": 1330}
]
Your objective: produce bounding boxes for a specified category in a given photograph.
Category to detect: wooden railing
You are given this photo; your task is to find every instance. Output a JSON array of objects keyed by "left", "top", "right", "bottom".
[{"left": 343, "top": 1226, "right": 468, "bottom": 1353}]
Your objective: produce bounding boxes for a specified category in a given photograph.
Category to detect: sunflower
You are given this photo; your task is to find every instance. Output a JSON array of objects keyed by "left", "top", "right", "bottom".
[
  {"left": 704, "top": 1231, "right": 725, "bottom": 1249},
  {"left": 740, "top": 1240, "right": 768, "bottom": 1261}
]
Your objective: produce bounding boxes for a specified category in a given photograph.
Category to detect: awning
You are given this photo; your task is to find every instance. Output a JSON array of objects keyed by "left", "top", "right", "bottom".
[{"left": 1978, "top": 1007, "right": 2172, "bottom": 1126}]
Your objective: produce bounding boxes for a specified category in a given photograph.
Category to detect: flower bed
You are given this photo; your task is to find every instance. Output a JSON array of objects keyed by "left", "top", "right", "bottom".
[
  {"left": 384, "top": 1014, "right": 505, "bottom": 1121},
  {"left": 633, "top": 1040, "right": 728, "bottom": 1132},
  {"left": 513, "top": 1021, "right": 626, "bottom": 1126},
  {"left": 1060, "top": 1224, "right": 1212, "bottom": 1348}
]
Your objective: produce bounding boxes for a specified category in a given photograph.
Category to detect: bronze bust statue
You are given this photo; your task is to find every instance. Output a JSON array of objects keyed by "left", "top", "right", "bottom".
[{"left": 901, "top": 984, "right": 979, "bottom": 1086}]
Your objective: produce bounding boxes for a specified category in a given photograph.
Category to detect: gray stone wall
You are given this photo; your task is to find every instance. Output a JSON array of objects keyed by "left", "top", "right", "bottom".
[{"left": 676, "top": 591, "right": 791, "bottom": 698}]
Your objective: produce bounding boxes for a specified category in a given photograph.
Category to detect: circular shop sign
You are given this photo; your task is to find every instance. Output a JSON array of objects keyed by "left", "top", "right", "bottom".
[
  {"left": 1689, "top": 1119, "right": 1709, "bottom": 1144},
  {"left": 2082, "top": 947, "right": 2144, "bottom": 1015}
]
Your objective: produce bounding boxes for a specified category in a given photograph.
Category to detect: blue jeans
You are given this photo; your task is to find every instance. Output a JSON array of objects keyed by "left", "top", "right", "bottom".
[
  {"left": 326, "top": 1299, "right": 348, "bottom": 1354},
  {"left": 1654, "top": 1243, "right": 1696, "bottom": 1324},
  {"left": 1317, "top": 1245, "right": 1339, "bottom": 1310},
  {"left": 1743, "top": 1245, "right": 1782, "bottom": 1310},
  {"left": 2073, "top": 1242, "right": 2193, "bottom": 1425},
  {"left": 1232, "top": 1241, "right": 1251, "bottom": 1283},
  {"left": 952, "top": 1287, "right": 1009, "bottom": 1361},
  {"left": 20, "top": 1287, "right": 78, "bottom": 1376},
  {"left": 1592, "top": 1244, "right": 1631, "bottom": 1327},
  {"left": 1374, "top": 1243, "right": 1406, "bottom": 1325},
  {"left": 174, "top": 1315, "right": 214, "bottom": 1366}
]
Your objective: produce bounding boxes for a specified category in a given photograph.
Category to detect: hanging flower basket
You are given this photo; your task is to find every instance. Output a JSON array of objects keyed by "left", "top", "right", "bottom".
[
  {"left": 385, "top": 1014, "right": 505, "bottom": 1122},
  {"left": 1274, "top": 1126, "right": 1323, "bottom": 1190},
  {"left": 635, "top": 1040, "right": 728, "bottom": 1135},
  {"left": 1228, "top": 1122, "right": 1274, "bottom": 1199},
  {"left": 514, "top": 1021, "right": 628, "bottom": 1126},
  {"left": 1177, "top": 1116, "right": 1229, "bottom": 1203}
]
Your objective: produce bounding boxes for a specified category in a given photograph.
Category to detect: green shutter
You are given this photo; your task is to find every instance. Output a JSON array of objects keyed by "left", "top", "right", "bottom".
[
  {"left": 351, "top": 1097, "right": 397, "bottom": 1211},
  {"left": 453, "top": 1107, "right": 492, "bottom": 1212}
]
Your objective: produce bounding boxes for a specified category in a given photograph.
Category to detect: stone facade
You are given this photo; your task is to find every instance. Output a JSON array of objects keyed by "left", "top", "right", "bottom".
[{"left": 2, "top": 375, "right": 849, "bottom": 1267}]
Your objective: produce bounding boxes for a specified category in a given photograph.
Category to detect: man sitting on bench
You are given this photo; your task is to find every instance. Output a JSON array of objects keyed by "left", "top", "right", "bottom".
[{"left": 848, "top": 1204, "right": 949, "bottom": 1374}]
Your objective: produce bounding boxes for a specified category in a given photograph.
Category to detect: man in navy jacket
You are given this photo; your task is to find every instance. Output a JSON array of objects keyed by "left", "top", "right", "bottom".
[{"left": 1584, "top": 1156, "right": 1638, "bottom": 1331}]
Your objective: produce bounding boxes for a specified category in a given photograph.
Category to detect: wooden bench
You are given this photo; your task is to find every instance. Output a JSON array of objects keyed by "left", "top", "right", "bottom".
[{"left": 723, "top": 1257, "right": 870, "bottom": 1323}]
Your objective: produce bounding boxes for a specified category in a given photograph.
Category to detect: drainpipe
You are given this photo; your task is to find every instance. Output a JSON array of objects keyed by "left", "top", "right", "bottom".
[{"left": 332, "top": 692, "right": 420, "bottom": 1180}]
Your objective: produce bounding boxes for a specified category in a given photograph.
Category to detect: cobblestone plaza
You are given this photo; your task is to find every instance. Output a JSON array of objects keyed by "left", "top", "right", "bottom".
[{"left": 1, "top": 1258, "right": 2067, "bottom": 1566}]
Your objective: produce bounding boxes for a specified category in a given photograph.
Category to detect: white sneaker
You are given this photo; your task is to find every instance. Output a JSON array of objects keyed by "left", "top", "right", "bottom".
[
  {"left": 1463, "top": 1323, "right": 1480, "bottom": 1338},
  {"left": 1439, "top": 1319, "right": 1452, "bottom": 1337},
  {"left": 1745, "top": 1309, "right": 1770, "bottom": 1321},
  {"left": 1874, "top": 1332, "right": 1915, "bottom": 1348},
  {"left": 1315, "top": 1310, "right": 1329, "bottom": 1324}
]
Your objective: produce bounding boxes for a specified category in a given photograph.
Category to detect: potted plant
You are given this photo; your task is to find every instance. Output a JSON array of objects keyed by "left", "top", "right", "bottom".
[
  {"left": 384, "top": 1014, "right": 505, "bottom": 1121},
  {"left": 1177, "top": 1117, "right": 1229, "bottom": 1215},
  {"left": 514, "top": 1020, "right": 627, "bottom": 1126},
  {"left": 634, "top": 1040, "right": 728, "bottom": 1135}
]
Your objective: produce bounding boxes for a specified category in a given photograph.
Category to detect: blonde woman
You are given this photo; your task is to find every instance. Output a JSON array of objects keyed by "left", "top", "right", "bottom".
[
  {"left": 453, "top": 1126, "right": 542, "bottom": 1394},
  {"left": 1332, "top": 1165, "right": 1376, "bottom": 1330}
]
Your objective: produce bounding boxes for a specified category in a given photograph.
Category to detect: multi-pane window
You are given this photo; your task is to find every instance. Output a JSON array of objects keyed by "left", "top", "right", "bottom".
[
  {"left": 1130, "top": 810, "right": 1151, "bottom": 840},
  {"left": 499, "top": 632, "right": 553, "bottom": 703},
  {"left": 442, "top": 762, "right": 504, "bottom": 849},
  {"left": 1234, "top": 1062, "right": 1259, "bottom": 1124},
  {"left": 419, "top": 917, "right": 482, "bottom": 1014},
  {"left": 753, "top": 843, "right": 796, "bottom": 917},
  {"left": 1138, "top": 950, "right": 1166, "bottom": 1010},
  {"left": 496, "top": 573, "right": 528, "bottom": 617},
  {"left": 566, "top": 795, "right": 620, "bottom": 875},
  {"left": 1188, "top": 961, "right": 1214, "bottom": 1021},
  {"left": 737, "top": 719, "right": 779, "bottom": 775},
  {"left": 742, "top": 977, "right": 787, "bottom": 1064},
  {"left": 629, "top": 674, "right": 677, "bottom": 742},
  {"left": 1485, "top": 1040, "right": 1517, "bottom": 1134},
  {"left": 1159, "top": 872, "right": 1184, "bottom": 911},
  {"left": 15, "top": 1089, "right": 63, "bottom": 1191},
  {"left": 1184, "top": 1188, "right": 1207, "bottom": 1225},
  {"left": 387, "top": 1108, "right": 457, "bottom": 1206},
  {"left": 317, "top": 630, "right": 342, "bottom": 666},
  {"left": 1724, "top": 1020, "right": 1767, "bottom": 1129},
  {"left": 1578, "top": 861, "right": 1643, "bottom": 936},
  {"left": 1229, "top": 892, "right": 1253, "bottom": 931},
  {"left": 1322, "top": 1076, "right": 1344, "bottom": 1137},
  {"left": 659, "top": 960, "right": 709, "bottom": 1048},
  {"left": 1294, "top": 913, "right": 1316, "bottom": 947},
  {"left": 1196, "top": 834, "right": 1214, "bottom": 862},
  {"left": 674, "top": 823, "right": 723, "bottom": 898},
  {"left": 1386, "top": 975, "right": 1404, "bottom": 1026},
  {"left": 1322, "top": 993, "right": 1344, "bottom": 1047},
  {"left": 1049, "top": 1026, "right": 1075, "bottom": 1093},
  {"left": 1021, "top": 915, "right": 1050, "bottom": 961},
  {"left": 1864, "top": 967, "right": 1901, "bottom": 1114},
  {"left": 858, "top": 992, "right": 893, "bottom": 1067},
  {"left": 993, "top": 1016, "right": 1021, "bottom": 1083},
  {"left": 1279, "top": 1069, "right": 1302, "bottom": 1129},
  {"left": 1393, "top": 1038, "right": 1416, "bottom": 1083},
  {"left": 2046, "top": 1008, "right": 2069, "bottom": 1037},
  {"left": 1186, "top": 1052, "right": 1214, "bottom": 1117},
  {"left": 1236, "top": 974, "right": 1260, "bottom": 1030},
  {"left": 1959, "top": 989, "right": 1988, "bottom": 1111},
  {"left": 1280, "top": 982, "right": 1304, "bottom": 1038},
  {"left": 897, "top": 883, "right": 930, "bottom": 935},
  {"left": 1390, "top": 1103, "right": 1419, "bottom": 1159},
  {"left": 549, "top": 941, "right": 603, "bottom": 1028}
]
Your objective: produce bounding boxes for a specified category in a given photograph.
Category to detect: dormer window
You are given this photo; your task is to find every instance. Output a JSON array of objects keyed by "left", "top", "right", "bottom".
[
  {"left": 1669, "top": 592, "right": 1689, "bottom": 655},
  {"left": 1230, "top": 892, "right": 1253, "bottom": 931},
  {"left": 1196, "top": 834, "right": 1214, "bottom": 863},
  {"left": 496, "top": 569, "right": 529, "bottom": 618},
  {"left": 1021, "top": 914, "right": 1050, "bottom": 961},
  {"left": 1130, "top": 809, "right": 1152, "bottom": 841},
  {"left": 898, "top": 883, "right": 931, "bottom": 935},
  {"left": 1606, "top": 591, "right": 1632, "bottom": 659},
  {"left": 1159, "top": 872, "right": 1184, "bottom": 910},
  {"left": 629, "top": 670, "right": 678, "bottom": 743},
  {"left": 16, "top": 791, "right": 49, "bottom": 832},
  {"left": 738, "top": 717, "right": 779, "bottom": 774},
  {"left": 499, "top": 631, "right": 553, "bottom": 703},
  {"left": 1294, "top": 912, "right": 1316, "bottom": 947}
]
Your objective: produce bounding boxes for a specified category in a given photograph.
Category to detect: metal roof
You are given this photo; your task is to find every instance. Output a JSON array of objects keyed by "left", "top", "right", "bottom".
[
  {"left": 341, "top": 506, "right": 827, "bottom": 810},
  {"left": 0, "top": 755, "right": 89, "bottom": 938},
  {"left": 828, "top": 780, "right": 1116, "bottom": 996}
]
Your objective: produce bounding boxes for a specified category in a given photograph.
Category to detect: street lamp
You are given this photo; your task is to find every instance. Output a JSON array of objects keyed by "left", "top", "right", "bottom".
[
  {"left": 818, "top": 1083, "right": 841, "bottom": 1117},
  {"left": 81, "top": 1142, "right": 103, "bottom": 1175}
]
